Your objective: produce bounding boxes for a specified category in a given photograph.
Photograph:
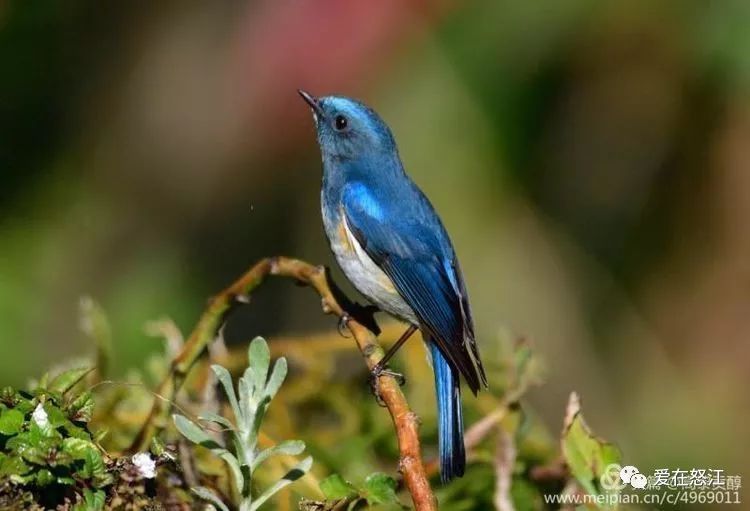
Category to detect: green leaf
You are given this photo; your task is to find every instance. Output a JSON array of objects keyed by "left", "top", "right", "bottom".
[
  {"left": 7, "top": 430, "right": 55, "bottom": 464},
  {"left": 44, "top": 403, "right": 68, "bottom": 428},
  {"left": 238, "top": 376, "right": 255, "bottom": 432},
  {"left": 0, "top": 409, "right": 24, "bottom": 435},
  {"left": 192, "top": 486, "right": 230, "bottom": 511},
  {"left": 19, "top": 447, "right": 48, "bottom": 465},
  {"left": 36, "top": 469, "right": 55, "bottom": 486},
  {"left": 561, "top": 392, "right": 621, "bottom": 499},
  {"left": 0, "top": 453, "right": 30, "bottom": 477},
  {"left": 250, "top": 395, "right": 271, "bottom": 442},
  {"left": 248, "top": 456, "right": 313, "bottom": 511},
  {"left": 0, "top": 386, "right": 19, "bottom": 407},
  {"left": 82, "top": 447, "right": 107, "bottom": 481},
  {"left": 48, "top": 448, "right": 74, "bottom": 467},
  {"left": 67, "top": 391, "right": 95, "bottom": 423},
  {"left": 65, "top": 422, "right": 93, "bottom": 440},
  {"left": 48, "top": 367, "right": 93, "bottom": 395},
  {"left": 13, "top": 398, "right": 34, "bottom": 415},
  {"left": 173, "top": 414, "right": 242, "bottom": 493},
  {"left": 264, "top": 357, "right": 288, "bottom": 399},
  {"left": 211, "top": 365, "right": 241, "bottom": 425},
  {"left": 173, "top": 414, "right": 217, "bottom": 447},
  {"left": 150, "top": 436, "right": 168, "bottom": 457},
  {"left": 320, "top": 473, "right": 358, "bottom": 500},
  {"left": 362, "top": 472, "right": 399, "bottom": 505},
  {"left": 62, "top": 437, "right": 97, "bottom": 459},
  {"left": 68, "top": 440, "right": 112, "bottom": 486},
  {"left": 198, "top": 411, "right": 235, "bottom": 431},
  {"left": 82, "top": 488, "right": 105, "bottom": 511},
  {"left": 248, "top": 337, "right": 271, "bottom": 393},
  {"left": 218, "top": 449, "right": 245, "bottom": 497},
  {"left": 29, "top": 418, "right": 59, "bottom": 440},
  {"left": 251, "top": 439, "right": 306, "bottom": 471}
]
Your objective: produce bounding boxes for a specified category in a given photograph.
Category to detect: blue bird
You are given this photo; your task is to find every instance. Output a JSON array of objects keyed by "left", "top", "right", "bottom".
[{"left": 299, "top": 90, "right": 488, "bottom": 482}]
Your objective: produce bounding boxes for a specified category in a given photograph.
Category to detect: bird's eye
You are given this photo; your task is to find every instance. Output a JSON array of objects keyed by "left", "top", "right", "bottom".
[{"left": 334, "top": 115, "right": 348, "bottom": 131}]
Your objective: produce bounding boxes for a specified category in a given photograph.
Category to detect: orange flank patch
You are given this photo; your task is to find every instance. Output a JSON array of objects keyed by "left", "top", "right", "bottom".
[
  {"left": 337, "top": 219, "right": 354, "bottom": 254},
  {"left": 378, "top": 272, "right": 396, "bottom": 293}
]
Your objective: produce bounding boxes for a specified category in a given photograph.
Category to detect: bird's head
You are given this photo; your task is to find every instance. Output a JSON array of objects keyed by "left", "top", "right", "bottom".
[{"left": 298, "top": 90, "right": 397, "bottom": 164}]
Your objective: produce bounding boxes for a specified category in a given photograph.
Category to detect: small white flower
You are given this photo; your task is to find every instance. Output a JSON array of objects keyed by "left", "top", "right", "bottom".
[
  {"left": 32, "top": 403, "right": 49, "bottom": 427},
  {"left": 132, "top": 452, "right": 157, "bottom": 479}
]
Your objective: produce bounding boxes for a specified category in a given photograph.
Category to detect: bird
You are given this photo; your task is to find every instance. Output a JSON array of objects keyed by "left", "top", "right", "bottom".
[{"left": 298, "top": 90, "right": 487, "bottom": 482}]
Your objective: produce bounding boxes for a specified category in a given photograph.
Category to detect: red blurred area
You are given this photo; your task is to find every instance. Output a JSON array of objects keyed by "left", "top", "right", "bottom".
[{"left": 229, "top": 0, "right": 444, "bottom": 150}]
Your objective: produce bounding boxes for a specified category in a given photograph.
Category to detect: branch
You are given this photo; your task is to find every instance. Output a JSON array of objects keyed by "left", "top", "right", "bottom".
[
  {"left": 130, "top": 257, "right": 437, "bottom": 511},
  {"left": 493, "top": 428, "right": 516, "bottom": 511}
]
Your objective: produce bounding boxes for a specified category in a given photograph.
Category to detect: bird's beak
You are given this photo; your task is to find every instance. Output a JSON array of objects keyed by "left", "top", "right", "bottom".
[{"left": 297, "top": 89, "right": 325, "bottom": 119}]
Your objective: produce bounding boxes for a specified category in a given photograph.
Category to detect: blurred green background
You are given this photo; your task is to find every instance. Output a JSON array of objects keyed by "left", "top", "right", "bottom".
[{"left": 1, "top": 0, "right": 747, "bottom": 499}]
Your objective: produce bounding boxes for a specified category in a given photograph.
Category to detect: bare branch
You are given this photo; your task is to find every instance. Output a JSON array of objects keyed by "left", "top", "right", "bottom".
[{"left": 493, "top": 428, "right": 516, "bottom": 511}]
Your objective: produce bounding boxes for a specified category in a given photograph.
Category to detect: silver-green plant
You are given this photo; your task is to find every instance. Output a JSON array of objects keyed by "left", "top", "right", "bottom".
[{"left": 173, "top": 337, "right": 312, "bottom": 511}]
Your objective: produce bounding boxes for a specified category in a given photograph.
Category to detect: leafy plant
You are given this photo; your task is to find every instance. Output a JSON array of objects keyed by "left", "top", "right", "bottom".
[
  {"left": 0, "top": 367, "right": 111, "bottom": 509},
  {"left": 304, "top": 472, "right": 404, "bottom": 510},
  {"left": 173, "top": 337, "right": 312, "bottom": 511},
  {"left": 561, "top": 392, "right": 621, "bottom": 506}
]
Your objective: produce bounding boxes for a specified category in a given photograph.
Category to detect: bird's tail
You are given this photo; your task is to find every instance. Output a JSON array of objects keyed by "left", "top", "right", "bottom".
[{"left": 429, "top": 340, "right": 465, "bottom": 483}]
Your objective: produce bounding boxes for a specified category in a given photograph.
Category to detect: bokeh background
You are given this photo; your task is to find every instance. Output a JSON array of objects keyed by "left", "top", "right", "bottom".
[{"left": 1, "top": 0, "right": 748, "bottom": 505}]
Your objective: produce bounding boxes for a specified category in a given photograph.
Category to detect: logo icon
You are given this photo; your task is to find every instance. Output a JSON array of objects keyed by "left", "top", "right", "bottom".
[
  {"left": 600, "top": 463, "right": 627, "bottom": 491},
  {"left": 619, "top": 465, "right": 639, "bottom": 484},
  {"left": 600, "top": 463, "right": 648, "bottom": 491},
  {"left": 630, "top": 473, "right": 648, "bottom": 489}
]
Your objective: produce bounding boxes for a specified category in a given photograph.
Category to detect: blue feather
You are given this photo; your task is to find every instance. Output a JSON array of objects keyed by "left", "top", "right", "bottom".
[
  {"left": 430, "top": 340, "right": 465, "bottom": 482},
  {"left": 303, "top": 92, "right": 487, "bottom": 483},
  {"left": 341, "top": 183, "right": 485, "bottom": 393},
  {"left": 344, "top": 182, "right": 385, "bottom": 221}
]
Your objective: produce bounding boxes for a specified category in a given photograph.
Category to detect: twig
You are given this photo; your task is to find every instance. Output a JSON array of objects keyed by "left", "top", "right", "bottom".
[
  {"left": 528, "top": 458, "right": 568, "bottom": 483},
  {"left": 463, "top": 408, "right": 509, "bottom": 449},
  {"left": 493, "top": 428, "right": 516, "bottom": 511},
  {"left": 130, "top": 257, "right": 437, "bottom": 511},
  {"left": 130, "top": 258, "right": 274, "bottom": 452}
]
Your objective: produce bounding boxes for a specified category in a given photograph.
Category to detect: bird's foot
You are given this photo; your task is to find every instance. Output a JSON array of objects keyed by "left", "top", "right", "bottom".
[
  {"left": 337, "top": 312, "right": 352, "bottom": 338},
  {"left": 368, "top": 363, "right": 406, "bottom": 406}
]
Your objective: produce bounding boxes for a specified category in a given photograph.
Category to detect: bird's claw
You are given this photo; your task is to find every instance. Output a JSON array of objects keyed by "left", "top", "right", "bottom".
[
  {"left": 368, "top": 363, "right": 406, "bottom": 406},
  {"left": 379, "top": 368, "right": 406, "bottom": 386},
  {"left": 337, "top": 313, "right": 352, "bottom": 338},
  {"left": 371, "top": 361, "right": 406, "bottom": 385},
  {"left": 369, "top": 378, "right": 387, "bottom": 407}
]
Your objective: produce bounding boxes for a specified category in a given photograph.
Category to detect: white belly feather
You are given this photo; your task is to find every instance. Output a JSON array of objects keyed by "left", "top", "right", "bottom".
[{"left": 329, "top": 215, "right": 418, "bottom": 324}]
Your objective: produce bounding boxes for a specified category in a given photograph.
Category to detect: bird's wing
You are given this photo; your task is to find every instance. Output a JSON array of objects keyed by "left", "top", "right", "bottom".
[{"left": 342, "top": 182, "right": 487, "bottom": 394}]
